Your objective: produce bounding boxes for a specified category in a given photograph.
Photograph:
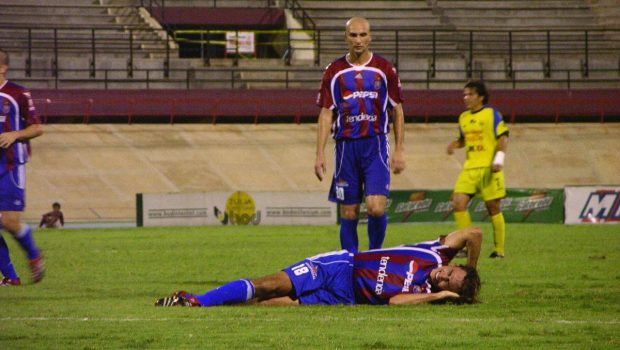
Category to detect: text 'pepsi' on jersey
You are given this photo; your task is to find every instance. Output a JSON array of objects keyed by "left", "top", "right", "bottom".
[
  {"left": 0, "top": 80, "right": 40, "bottom": 175},
  {"left": 352, "top": 239, "right": 456, "bottom": 305},
  {"left": 316, "top": 53, "right": 403, "bottom": 140}
]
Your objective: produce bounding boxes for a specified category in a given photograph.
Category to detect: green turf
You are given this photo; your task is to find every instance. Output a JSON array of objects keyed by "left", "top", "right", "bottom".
[{"left": 1, "top": 224, "right": 619, "bottom": 349}]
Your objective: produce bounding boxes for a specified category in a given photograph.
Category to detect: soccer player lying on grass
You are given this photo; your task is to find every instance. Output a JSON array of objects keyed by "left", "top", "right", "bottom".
[{"left": 155, "top": 227, "right": 481, "bottom": 307}]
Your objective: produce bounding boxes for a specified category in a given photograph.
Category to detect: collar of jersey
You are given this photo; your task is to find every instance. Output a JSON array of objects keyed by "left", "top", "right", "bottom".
[{"left": 346, "top": 52, "right": 373, "bottom": 67}]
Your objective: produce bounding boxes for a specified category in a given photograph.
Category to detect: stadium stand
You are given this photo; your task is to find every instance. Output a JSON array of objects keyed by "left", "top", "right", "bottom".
[{"left": 2, "top": 0, "right": 618, "bottom": 90}]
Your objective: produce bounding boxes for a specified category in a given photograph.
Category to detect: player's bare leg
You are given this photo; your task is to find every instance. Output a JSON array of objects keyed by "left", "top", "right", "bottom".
[
  {"left": 251, "top": 271, "right": 295, "bottom": 302},
  {"left": 451, "top": 193, "right": 473, "bottom": 258}
]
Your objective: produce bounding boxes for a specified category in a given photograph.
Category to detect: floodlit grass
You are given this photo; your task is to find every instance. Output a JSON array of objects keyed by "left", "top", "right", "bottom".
[{"left": 1, "top": 223, "right": 619, "bottom": 349}]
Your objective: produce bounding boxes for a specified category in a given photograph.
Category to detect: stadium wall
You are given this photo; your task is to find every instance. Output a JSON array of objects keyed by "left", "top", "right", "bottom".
[
  {"left": 32, "top": 89, "right": 620, "bottom": 124},
  {"left": 25, "top": 123, "right": 620, "bottom": 224}
]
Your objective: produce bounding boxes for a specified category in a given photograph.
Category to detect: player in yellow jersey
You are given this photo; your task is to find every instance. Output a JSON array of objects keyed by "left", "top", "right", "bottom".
[{"left": 447, "top": 81, "right": 509, "bottom": 258}]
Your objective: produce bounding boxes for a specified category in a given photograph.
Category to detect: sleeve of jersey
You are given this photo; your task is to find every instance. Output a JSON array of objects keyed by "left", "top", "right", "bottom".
[
  {"left": 493, "top": 108, "right": 509, "bottom": 138},
  {"left": 21, "top": 89, "right": 41, "bottom": 125},
  {"left": 386, "top": 65, "right": 404, "bottom": 107},
  {"left": 316, "top": 69, "right": 335, "bottom": 110},
  {"left": 457, "top": 115, "right": 465, "bottom": 141}
]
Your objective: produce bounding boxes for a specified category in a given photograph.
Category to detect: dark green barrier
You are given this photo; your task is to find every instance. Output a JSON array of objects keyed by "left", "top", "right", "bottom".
[{"left": 355, "top": 189, "right": 564, "bottom": 223}]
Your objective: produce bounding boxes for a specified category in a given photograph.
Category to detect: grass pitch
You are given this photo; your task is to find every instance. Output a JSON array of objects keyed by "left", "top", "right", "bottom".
[{"left": 1, "top": 223, "right": 619, "bottom": 349}]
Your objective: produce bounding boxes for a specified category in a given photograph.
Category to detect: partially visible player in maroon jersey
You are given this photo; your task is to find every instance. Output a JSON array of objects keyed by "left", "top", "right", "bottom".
[
  {"left": 39, "top": 202, "right": 64, "bottom": 229},
  {"left": 314, "top": 17, "right": 406, "bottom": 254},
  {"left": 0, "top": 48, "right": 45, "bottom": 286}
]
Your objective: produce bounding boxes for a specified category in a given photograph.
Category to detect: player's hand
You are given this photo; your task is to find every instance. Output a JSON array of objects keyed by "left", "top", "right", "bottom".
[
  {"left": 438, "top": 290, "right": 460, "bottom": 299},
  {"left": 391, "top": 150, "right": 406, "bottom": 174},
  {"left": 446, "top": 142, "right": 455, "bottom": 155},
  {"left": 0, "top": 131, "right": 18, "bottom": 148},
  {"left": 314, "top": 156, "right": 326, "bottom": 181}
]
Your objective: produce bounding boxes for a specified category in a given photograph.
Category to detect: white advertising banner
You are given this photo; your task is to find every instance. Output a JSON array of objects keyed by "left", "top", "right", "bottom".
[
  {"left": 139, "top": 191, "right": 336, "bottom": 227},
  {"left": 225, "top": 31, "right": 255, "bottom": 55},
  {"left": 564, "top": 186, "right": 620, "bottom": 224}
]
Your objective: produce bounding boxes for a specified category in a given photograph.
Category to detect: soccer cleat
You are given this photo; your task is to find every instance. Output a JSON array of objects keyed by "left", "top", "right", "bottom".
[
  {"left": 154, "top": 291, "right": 201, "bottom": 307},
  {"left": 29, "top": 255, "right": 45, "bottom": 283},
  {"left": 0, "top": 277, "right": 21, "bottom": 286},
  {"left": 489, "top": 251, "right": 505, "bottom": 259}
]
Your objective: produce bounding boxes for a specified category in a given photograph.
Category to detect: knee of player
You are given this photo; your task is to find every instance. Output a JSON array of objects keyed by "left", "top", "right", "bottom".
[
  {"left": 467, "top": 227, "right": 483, "bottom": 240},
  {"left": 366, "top": 206, "right": 385, "bottom": 217},
  {"left": 0, "top": 216, "right": 21, "bottom": 234},
  {"left": 339, "top": 205, "right": 360, "bottom": 220}
]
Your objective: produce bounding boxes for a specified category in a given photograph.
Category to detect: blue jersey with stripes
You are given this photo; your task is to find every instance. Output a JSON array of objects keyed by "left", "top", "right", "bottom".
[
  {"left": 0, "top": 80, "right": 39, "bottom": 176},
  {"left": 316, "top": 53, "right": 403, "bottom": 140},
  {"left": 353, "top": 239, "right": 457, "bottom": 305}
]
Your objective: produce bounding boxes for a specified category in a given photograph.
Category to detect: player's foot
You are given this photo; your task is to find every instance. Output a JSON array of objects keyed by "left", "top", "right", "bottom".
[
  {"left": 0, "top": 277, "right": 21, "bottom": 286},
  {"left": 29, "top": 255, "right": 45, "bottom": 283},
  {"left": 489, "top": 251, "right": 505, "bottom": 259},
  {"left": 154, "top": 291, "right": 201, "bottom": 307},
  {"left": 455, "top": 249, "right": 468, "bottom": 258}
]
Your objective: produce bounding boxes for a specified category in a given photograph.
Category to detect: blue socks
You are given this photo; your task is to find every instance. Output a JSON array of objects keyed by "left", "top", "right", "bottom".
[
  {"left": 0, "top": 234, "right": 19, "bottom": 279},
  {"left": 194, "top": 279, "right": 255, "bottom": 307},
  {"left": 339, "top": 218, "right": 359, "bottom": 253},
  {"left": 367, "top": 214, "right": 387, "bottom": 250},
  {"left": 14, "top": 224, "right": 40, "bottom": 260}
]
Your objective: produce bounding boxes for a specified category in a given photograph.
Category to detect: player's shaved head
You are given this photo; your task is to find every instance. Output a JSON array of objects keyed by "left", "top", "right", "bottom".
[
  {"left": 0, "top": 48, "right": 8, "bottom": 66},
  {"left": 346, "top": 17, "right": 370, "bottom": 33}
]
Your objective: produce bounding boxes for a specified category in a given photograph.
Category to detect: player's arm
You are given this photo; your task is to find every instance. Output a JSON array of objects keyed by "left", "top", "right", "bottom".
[
  {"left": 0, "top": 123, "right": 43, "bottom": 148},
  {"left": 314, "top": 107, "right": 332, "bottom": 181},
  {"left": 389, "top": 291, "right": 459, "bottom": 305},
  {"left": 446, "top": 139, "right": 464, "bottom": 155},
  {"left": 390, "top": 103, "right": 406, "bottom": 174},
  {"left": 492, "top": 134, "right": 508, "bottom": 172},
  {"left": 443, "top": 227, "right": 482, "bottom": 268}
]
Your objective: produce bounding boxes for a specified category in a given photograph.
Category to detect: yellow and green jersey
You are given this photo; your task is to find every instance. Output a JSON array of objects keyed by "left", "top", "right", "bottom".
[{"left": 457, "top": 106, "right": 509, "bottom": 169}]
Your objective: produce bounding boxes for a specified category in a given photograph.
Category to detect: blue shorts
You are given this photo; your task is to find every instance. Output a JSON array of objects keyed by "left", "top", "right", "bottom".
[
  {"left": 283, "top": 250, "right": 356, "bottom": 305},
  {"left": 329, "top": 135, "right": 390, "bottom": 205},
  {"left": 0, "top": 165, "right": 26, "bottom": 212}
]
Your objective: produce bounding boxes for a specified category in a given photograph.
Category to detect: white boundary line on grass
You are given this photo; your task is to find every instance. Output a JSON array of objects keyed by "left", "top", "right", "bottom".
[{"left": 1, "top": 317, "right": 619, "bottom": 325}]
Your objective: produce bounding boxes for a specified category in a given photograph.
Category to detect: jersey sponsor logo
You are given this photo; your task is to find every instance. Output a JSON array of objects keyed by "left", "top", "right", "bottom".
[
  {"left": 401, "top": 260, "right": 418, "bottom": 292},
  {"left": 342, "top": 91, "right": 378, "bottom": 101},
  {"left": 579, "top": 190, "right": 620, "bottom": 223},
  {"left": 345, "top": 113, "right": 378, "bottom": 123},
  {"left": 374, "top": 256, "right": 390, "bottom": 295}
]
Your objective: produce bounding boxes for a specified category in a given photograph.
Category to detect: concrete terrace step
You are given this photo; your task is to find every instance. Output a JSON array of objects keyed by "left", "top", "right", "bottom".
[
  {"left": 299, "top": 1, "right": 431, "bottom": 10},
  {"left": 304, "top": 9, "right": 436, "bottom": 19},
  {"left": 442, "top": 8, "right": 595, "bottom": 17},
  {"left": 0, "top": 0, "right": 110, "bottom": 5},
  {"left": 436, "top": 0, "right": 589, "bottom": 10},
  {"left": 313, "top": 18, "right": 444, "bottom": 30}
]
